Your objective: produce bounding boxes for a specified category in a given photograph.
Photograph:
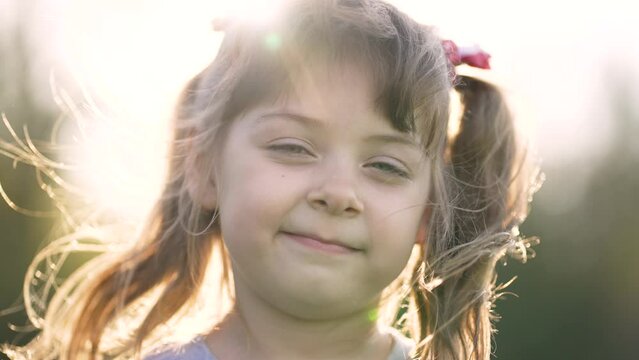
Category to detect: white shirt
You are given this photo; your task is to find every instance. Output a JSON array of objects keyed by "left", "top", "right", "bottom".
[{"left": 145, "top": 327, "right": 415, "bottom": 360}]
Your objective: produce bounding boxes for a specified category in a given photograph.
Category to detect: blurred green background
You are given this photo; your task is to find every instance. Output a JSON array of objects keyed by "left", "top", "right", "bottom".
[{"left": 1, "top": 1, "right": 638, "bottom": 359}]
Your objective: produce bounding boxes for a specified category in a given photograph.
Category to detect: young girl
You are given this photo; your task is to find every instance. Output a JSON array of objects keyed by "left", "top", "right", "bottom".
[{"left": 1, "top": 0, "right": 542, "bottom": 359}]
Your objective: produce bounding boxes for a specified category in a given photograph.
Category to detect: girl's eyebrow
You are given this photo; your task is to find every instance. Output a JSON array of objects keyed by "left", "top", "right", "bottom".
[{"left": 255, "top": 111, "right": 421, "bottom": 150}]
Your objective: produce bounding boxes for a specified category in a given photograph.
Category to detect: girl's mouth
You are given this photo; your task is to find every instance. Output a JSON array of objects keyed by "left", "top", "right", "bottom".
[{"left": 281, "top": 231, "right": 360, "bottom": 254}]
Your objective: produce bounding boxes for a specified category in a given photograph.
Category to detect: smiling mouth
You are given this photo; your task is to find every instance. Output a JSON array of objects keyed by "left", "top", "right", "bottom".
[{"left": 281, "top": 232, "right": 360, "bottom": 254}]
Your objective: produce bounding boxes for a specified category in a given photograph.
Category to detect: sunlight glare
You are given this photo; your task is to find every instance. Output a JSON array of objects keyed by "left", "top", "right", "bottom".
[
  {"left": 214, "top": 0, "right": 289, "bottom": 28},
  {"left": 56, "top": 0, "right": 225, "bottom": 222},
  {"left": 56, "top": 0, "right": 293, "bottom": 222}
]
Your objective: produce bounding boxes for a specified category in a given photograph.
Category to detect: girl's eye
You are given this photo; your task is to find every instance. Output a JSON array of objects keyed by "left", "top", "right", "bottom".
[
  {"left": 267, "top": 143, "right": 313, "bottom": 156},
  {"left": 268, "top": 143, "right": 409, "bottom": 178},
  {"left": 369, "top": 162, "right": 410, "bottom": 178}
]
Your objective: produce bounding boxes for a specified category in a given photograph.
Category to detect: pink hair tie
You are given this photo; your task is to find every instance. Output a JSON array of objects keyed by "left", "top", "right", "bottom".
[{"left": 442, "top": 40, "right": 491, "bottom": 83}]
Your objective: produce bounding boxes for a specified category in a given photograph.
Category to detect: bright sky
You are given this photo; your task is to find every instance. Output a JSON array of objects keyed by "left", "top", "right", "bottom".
[{"left": 3, "top": 0, "right": 639, "bottom": 218}]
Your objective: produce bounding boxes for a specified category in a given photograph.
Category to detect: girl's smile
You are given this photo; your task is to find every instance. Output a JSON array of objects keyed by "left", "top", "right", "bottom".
[{"left": 280, "top": 230, "right": 363, "bottom": 254}]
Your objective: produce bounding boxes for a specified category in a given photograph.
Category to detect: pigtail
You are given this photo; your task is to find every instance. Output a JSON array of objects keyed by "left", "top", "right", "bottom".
[
  {"left": 412, "top": 75, "right": 540, "bottom": 359},
  {"left": 64, "top": 72, "right": 223, "bottom": 359},
  {"left": 451, "top": 75, "right": 528, "bottom": 235},
  {"left": 66, "top": 207, "right": 216, "bottom": 359},
  {"left": 0, "top": 70, "right": 225, "bottom": 360}
]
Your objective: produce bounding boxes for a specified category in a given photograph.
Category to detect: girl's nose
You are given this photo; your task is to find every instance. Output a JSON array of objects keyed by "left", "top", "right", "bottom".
[{"left": 306, "top": 170, "right": 364, "bottom": 217}]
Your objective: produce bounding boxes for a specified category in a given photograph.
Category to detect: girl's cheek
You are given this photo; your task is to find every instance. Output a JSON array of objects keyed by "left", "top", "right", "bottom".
[{"left": 240, "top": 164, "right": 308, "bottom": 206}]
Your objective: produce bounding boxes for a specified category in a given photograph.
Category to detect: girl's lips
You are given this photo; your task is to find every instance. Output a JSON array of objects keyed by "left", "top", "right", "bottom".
[{"left": 282, "top": 232, "right": 359, "bottom": 254}]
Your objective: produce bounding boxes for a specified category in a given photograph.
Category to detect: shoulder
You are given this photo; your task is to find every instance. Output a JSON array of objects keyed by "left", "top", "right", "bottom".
[
  {"left": 385, "top": 327, "right": 416, "bottom": 360},
  {"left": 144, "top": 338, "right": 217, "bottom": 360}
]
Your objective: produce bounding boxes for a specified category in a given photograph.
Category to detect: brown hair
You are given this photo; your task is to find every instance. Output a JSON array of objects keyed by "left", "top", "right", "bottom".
[{"left": 2, "top": 0, "right": 542, "bottom": 359}]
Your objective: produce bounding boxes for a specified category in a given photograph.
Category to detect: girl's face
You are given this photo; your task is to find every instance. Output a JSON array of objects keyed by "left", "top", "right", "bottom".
[{"left": 214, "top": 64, "right": 431, "bottom": 319}]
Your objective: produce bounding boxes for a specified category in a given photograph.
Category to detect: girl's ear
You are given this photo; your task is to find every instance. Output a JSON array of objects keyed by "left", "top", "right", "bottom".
[
  {"left": 415, "top": 206, "right": 432, "bottom": 245},
  {"left": 185, "top": 148, "right": 218, "bottom": 210}
]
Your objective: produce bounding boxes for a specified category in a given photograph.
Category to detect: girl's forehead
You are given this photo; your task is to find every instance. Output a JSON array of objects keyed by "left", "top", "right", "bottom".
[
  {"left": 278, "top": 63, "right": 424, "bottom": 142},
  {"left": 284, "top": 63, "right": 376, "bottom": 108},
  {"left": 256, "top": 65, "right": 424, "bottom": 152}
]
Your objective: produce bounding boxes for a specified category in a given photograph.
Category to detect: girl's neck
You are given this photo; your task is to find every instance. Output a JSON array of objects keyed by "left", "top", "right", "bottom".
[{"left": 204, "top": 285, "right": 393, "bottom": 360}]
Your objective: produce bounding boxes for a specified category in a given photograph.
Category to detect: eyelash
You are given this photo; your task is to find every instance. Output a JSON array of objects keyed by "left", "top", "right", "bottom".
[{"left": 267, "top": 143, "right": 410, "bottom": 178}]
